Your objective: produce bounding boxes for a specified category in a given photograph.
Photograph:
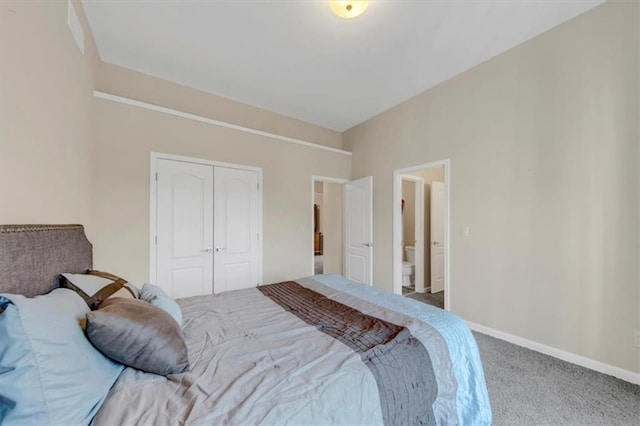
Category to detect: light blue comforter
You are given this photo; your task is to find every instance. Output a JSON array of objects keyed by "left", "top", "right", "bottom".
[{"left": 313, "top": 274, "right": 492, "bottom": 425}]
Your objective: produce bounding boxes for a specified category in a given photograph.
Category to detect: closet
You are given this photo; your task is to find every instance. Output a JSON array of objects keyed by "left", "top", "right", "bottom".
[{"left": 152, "top": 155, "right": 261, "bottom": 298}]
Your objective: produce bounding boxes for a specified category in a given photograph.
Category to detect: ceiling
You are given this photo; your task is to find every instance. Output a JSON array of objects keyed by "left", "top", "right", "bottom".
[{"left": 83, "top": 0, "right": 604, "bottom": 132}]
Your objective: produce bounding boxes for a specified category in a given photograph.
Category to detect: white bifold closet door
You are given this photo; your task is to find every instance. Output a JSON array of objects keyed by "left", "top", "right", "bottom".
[
  {"left": 155, "top": 159, "right": 259, "bottom": 297},
  {"left": 156, "top": 159, "right": 214, "bottom": 298},
  {"left": 213, "top": 166, "right": 259, "bottom": 293}
]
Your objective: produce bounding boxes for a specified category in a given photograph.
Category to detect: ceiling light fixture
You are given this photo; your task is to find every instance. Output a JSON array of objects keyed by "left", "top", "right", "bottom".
[{"left": 329, "top": 1, "right": 369, "bottom": 19}]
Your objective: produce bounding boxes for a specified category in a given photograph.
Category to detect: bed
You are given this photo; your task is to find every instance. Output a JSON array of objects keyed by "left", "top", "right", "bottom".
[{"left": 0, "top": 225, "right": 491, "bottom": 425}]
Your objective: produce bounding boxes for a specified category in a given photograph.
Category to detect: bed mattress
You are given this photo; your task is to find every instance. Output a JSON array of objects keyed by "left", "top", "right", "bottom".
[{"left": 93, "top": 274, "right": 491, "bottom": 425}]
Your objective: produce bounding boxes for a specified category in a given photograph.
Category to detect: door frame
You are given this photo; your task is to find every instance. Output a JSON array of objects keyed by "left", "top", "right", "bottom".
[
  {"left": 430, "top": 181, "right": 446, "bottom": 293},
  {"left": 150, "top": 152, "right": 263, "bottom": 286},
  {"left": 310, "top": 175, "right": 349, "bottom": 276},
  {"left": 392, "top": 159, "right": 450, "bottom": 310},
  {"left": 400, "top": 175, "right": 425, "bottom": 293}
]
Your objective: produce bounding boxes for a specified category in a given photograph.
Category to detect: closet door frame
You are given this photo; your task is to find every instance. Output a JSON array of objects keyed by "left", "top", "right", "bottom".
[{"left": 149, "top": 152, "right": 263, "bottom": 287}]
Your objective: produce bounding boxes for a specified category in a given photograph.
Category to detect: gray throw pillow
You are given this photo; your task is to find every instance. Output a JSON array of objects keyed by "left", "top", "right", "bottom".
[{"left": 85, "top": 298, "right": 189, "bottom": 376}]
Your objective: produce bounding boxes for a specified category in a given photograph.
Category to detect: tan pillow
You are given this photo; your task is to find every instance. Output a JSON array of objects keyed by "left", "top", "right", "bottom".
[
  {"left": 60, "top": 270, "right": 135, "bottom": 310},
  {"left": 85, "top": 298, "right": 189, "bottom": 376}
]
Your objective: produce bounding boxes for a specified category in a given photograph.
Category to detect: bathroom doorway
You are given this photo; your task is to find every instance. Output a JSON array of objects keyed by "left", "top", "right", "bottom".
[
  {"left": 311, "top": 176, "right": 346, "bottom": 276},
  {"left": 393, "top": 160, "right": 449, "bottom": 310},
  {"left": 400, "top": 176, "right": 425, "bottom": 295}
]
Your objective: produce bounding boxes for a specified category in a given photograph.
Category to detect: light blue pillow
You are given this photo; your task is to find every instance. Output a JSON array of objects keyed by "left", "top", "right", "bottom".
[
  {"left": 0, "top": 289, "right": 123, "bottom": 425},
  {"left": 140, "top": 283, "right": 183, "bottom": 326},
  {"left": 140, "top": 282, "right": 169, "bottom": 300}
]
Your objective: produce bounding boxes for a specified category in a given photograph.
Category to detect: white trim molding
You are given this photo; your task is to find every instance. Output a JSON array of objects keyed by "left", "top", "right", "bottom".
[
  {"left": 94, "top": 91, "right": 351, "bottom": 157},
  {"left": 467, "top": 321, "right": 640, "bottom": 385}
]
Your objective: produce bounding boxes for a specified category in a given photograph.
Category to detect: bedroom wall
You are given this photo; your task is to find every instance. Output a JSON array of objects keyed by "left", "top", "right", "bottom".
[
  {"left": 343, "top": 0, "right": 639, "bottom": 374},
  {"left": 0, "top": 1, "right": 99, "bottom": 226},
  {"left": 90, "top": 97, "right": 351, "bottom": 286},
  {"left": 1, "top": 0, "right": 349, "bottom": 294},
  {"left": 95, "top": 63, "right": 343, "bottom": 150}
]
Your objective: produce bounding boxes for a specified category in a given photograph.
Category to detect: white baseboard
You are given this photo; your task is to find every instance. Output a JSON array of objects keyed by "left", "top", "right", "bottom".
[{"left": 466, "top": 321, "right": 640, "bottom": 385}]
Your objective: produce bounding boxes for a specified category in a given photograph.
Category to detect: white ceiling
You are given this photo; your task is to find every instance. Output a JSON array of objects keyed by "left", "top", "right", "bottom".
[{"left": 83, "top": 0, "right": 604, "bottom": 132}]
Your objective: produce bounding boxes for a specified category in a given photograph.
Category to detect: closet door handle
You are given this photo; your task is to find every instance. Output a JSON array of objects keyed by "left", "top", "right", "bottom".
[
  {"left": 215, "top": 246, "right": 225, "bottom": 252},
  {"left": 201, "top": 247, "right": 213, "bottom": 253}
]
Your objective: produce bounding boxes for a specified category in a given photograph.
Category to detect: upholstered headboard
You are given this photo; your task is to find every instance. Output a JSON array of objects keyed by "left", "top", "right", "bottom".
[{"left": 0, "top": 225, "right": 92, "bottom": 297}]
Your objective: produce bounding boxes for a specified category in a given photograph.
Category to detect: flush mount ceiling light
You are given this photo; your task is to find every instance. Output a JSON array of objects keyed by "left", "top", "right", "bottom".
[{"left": 329, "top": 1, "right": 369, "bottom": 19}]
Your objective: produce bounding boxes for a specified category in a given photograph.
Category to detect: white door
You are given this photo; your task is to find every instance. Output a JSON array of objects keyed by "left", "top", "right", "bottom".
[
  {"left": 430, "top": 181, "right": 445, "bottom": 293},
  {"left": 213, "top": 167, "right": 260, "bottom": 293},
  {"left": 407, "top": 177, "right": 425, "bottom": 293},
  {"left": 156, "top": 159, "right": 214, "bottom": 298},
  {"left": 344, "top": 176, "right": 373, "bottom": 285}
]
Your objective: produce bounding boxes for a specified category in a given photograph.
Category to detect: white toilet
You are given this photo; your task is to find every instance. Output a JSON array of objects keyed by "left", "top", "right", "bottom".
[{"left": 402, "top": 246, "right": 415, "bottom": 286}]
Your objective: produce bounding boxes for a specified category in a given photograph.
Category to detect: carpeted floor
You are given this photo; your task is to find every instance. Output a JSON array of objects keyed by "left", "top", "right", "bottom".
[
  {"left": 402, "top": 285, "right": 415, "bottom": 295},
  {"left": 473, "top": 332, "right": 640, "bottom": 425},
  {"left": 399, "top": 288, "right": 637, "bottom": 423},
  {"left": 405, "top": 289, "right": 444, "bottom": 309}
]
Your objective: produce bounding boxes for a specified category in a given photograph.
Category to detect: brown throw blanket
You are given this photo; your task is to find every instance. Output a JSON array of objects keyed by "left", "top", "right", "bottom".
[{"left": 258, "top": 281, "right": 438, "bottom": 425}]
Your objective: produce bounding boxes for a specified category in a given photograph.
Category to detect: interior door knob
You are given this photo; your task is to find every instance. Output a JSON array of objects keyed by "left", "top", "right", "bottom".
[
  {"left": 201, "top": 247, "right": 213, "bottom": 253},
  {"left": 215, "top": 246, "right": 225, "bottom": 252},
  {"left": 432, "top": 241, "right": 441, "bottom": 246},
  {"left": 363, "top": 242, "right": 373, "bottom": 247}
]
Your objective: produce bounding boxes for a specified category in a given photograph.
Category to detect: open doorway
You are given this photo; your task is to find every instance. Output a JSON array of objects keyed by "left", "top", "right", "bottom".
[
  {"left": 393, "top": 160, "right": 450, "bottom": 310},
  {"left": 311, "top": 176, "right": 347, "bottom": 276}
]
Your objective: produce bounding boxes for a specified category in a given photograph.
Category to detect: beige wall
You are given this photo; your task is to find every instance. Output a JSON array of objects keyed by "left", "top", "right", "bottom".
[
  {"left": 344, "top": 1, "right": 639, "bottom": 373},
  {"left": 91, "top": 65, "right": 349, "bottom": 284},
  {"left": 96, "top": 63, "right": 343, "bottom": 150},
  {"left": 321, "top": 182, "right": 343, "bottom": 275},
  {"left": 0, "top": 1, "right": 98, "bottom": 229},
  {"left": 91, "top": 98, "right": 351, "bottom": 286},
  {"left": 1, "top": 1, "right": 350, "bottom": 288}
]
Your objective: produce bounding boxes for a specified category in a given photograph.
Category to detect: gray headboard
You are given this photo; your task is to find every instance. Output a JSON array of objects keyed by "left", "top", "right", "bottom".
[{"left": 0, "top": 225, "right": 92, "bottom": 297}]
